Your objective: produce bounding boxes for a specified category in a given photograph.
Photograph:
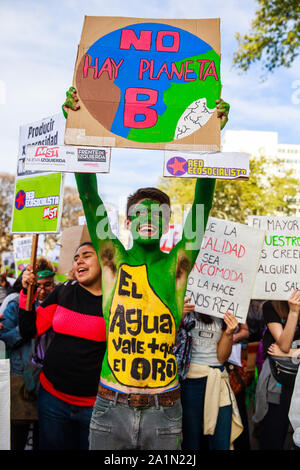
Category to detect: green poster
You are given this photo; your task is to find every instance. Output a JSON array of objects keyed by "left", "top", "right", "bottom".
[{"left": 11, "top": 173, "right": 63, "bottom": 234}]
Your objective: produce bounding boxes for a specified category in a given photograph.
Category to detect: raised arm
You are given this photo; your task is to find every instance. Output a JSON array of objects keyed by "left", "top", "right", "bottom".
[
  {"left": 170, "top": 98, "right": 230, "bottom": 269},
  {"left": 75, "top": 172, "right": 126, "bottom": 266},
  {"left": 177, "top": 177, "right": 215, "bottom": 267},
  {"left": 62, "top": 87, "right": 124, "bottom": 264}
]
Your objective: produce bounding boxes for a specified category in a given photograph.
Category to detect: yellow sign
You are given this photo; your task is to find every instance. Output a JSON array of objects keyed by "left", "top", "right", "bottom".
[{"left": 108, "top": 264, "right": 177, "bottom": 389}]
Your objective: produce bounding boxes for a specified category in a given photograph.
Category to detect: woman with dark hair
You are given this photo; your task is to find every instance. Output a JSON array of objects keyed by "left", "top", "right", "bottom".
[
  {"left": 18, "top": 242, "right": 106, "bottom": 450},
  {"left": 175, "top": 308, "right": 243, "bottom": 450},
  {"left": 255, "top": 289, "right": 300, "bottom": 450},
  {"left": 0, "top": 258, "right": 56, "bottom": 450},
  {"left": 0, "top": 272, "right": 23, "bottom": 318}
]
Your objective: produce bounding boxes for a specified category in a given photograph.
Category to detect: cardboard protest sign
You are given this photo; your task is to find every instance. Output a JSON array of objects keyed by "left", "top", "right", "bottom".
[
  {"left": 17, "top": 113, "right": 65, "bottom": 177},
  {"left": 186, "top": 217, "right": 264, "bottom": 323},
  {"left": 163, "top": 151, "right": 249, "bottom": 180},
  {"left": 25, "top": 145, "right": 111, "bottom": 173},
  {"left": 13, "top": 235, "right": 45, "bottom": 276},
  {"left": 11, "top": 173, "right": 64, "bottom": 234},
  {"left": 248, "top": 216, "right": 300, "bottom": 299},
  {"left": 65, "top": 16, "right": 221, "bottom": 152},
  {"left": 46, "top": 243, "right": 67, "bottom": 283}
]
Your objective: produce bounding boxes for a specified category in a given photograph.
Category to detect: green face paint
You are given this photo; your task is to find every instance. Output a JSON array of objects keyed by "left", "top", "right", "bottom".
[{"left": 129, "top": 199, "right": 165, "bottom": 245}]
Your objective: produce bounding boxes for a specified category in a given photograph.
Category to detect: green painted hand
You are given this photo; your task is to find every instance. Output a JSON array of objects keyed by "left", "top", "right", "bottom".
[
  {"left": 62, "top": 86, "right": 80, "bottom": 119},
  {"left": 216, "top": 98, "right": 230, "bottom": 130},
  {"left": 61, "top": 87, "right": 230, "bottom": 131}
]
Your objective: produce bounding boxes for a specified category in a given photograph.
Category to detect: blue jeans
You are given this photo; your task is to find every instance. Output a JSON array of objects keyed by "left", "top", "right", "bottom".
[
  {"left": 180, "top": 375, "right": 232, "bottom": 450},
  {"left": 38, "top": 386, "right": 93, "bottom": 450},
  {"left": 89, "top": 395, "right": 182, "bottom": 450}
]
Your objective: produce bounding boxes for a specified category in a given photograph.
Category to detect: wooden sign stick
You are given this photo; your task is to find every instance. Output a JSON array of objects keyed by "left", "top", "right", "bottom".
[{"left": 26, "top": 234, "right": 39, "bottom": 311}]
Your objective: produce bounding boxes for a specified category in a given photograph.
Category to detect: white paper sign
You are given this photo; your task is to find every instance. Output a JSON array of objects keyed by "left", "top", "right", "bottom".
[
  {"left": 13, "top": 235, "right": 45, "bottom": 275},
  {"left": 186, "top": 217, "right": 265, "bottom": 323},
  {"left": 13, "top": 235, "right": 44, "bottom": 261},
  {"left": 25, "top": 145, "right": 111, "bottom": 173},
  {"left": 0, "top": 358, "right": 10, "bottom": 450},
  {"left": 160, "top": 223, "right": 182, "bottom": 253},
  {"left": 1, "top": 252, "right": 15, "bottom": 276},
  {"left": 17, "top": 113, "right": 66, "bottom": 177},
  {"left": 227, "top": 343, "right": 242, "bottom": 367},
  {"left": 164, "top": 151, "right": 249, "bottom": 180},
  {"left": 248, "top": 216, "right": 300, "bottom": 300}
]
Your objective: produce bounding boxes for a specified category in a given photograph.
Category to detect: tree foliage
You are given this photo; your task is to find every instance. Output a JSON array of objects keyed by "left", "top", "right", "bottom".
[
  {"left": 157, "top": 157, "right": 298, "bottom": 225},
  {"left": 233, "top": 0, "right": 300, "bottom": 72}
]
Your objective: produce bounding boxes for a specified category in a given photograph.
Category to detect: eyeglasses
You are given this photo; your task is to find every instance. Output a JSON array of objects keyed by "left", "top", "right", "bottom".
[{"left": 36, "top": 282, "right": 53, "bottom": 291}]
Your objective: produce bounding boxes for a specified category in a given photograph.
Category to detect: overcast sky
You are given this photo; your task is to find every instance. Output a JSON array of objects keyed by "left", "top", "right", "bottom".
[{"left": 0, "top": 0, "right": 299, "bottom": 210}]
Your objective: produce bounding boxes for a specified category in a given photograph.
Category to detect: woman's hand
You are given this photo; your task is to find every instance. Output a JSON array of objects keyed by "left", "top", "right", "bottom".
[
  {"left": 268, "top": 343, "right": 290, "bottom": 357},
  {"left": 224, "top": 312, "right": 239, "bottom": 337},
  {"left": 22, "top": 265, "right": 36, "bottom": 290},
  {"left": 181, "top": 297, "right": 195, "bottom": 322},
  {"left": 288, "top": 289, "right": 300, "bottom": 316},
  {"left": 183, "top": 297, "right": 195, "bottom": 315}
]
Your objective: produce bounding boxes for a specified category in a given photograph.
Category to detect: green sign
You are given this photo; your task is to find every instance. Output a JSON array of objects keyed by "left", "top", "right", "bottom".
[{"left": 11, "top": 173, "right": 63, "bottom": 233}]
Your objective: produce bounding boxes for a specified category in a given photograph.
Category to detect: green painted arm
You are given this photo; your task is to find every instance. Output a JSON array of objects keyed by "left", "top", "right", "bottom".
[
  {"left": 170, "top": 98, "right": 229, "bottom": 269},
  {"left": 75, "top": 172, "right": 116, "bottom": 257},
  {"left": 175, "top": 177, "right": 215, "bottom": 267}
]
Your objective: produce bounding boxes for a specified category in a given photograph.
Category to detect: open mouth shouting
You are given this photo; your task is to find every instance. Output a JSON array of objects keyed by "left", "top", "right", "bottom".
[
  {"left": 138, "top": 224, "right": 158, "bottom": 237},
  {"left": 76, "top": 267, "right": 88, "bottom": 277}
]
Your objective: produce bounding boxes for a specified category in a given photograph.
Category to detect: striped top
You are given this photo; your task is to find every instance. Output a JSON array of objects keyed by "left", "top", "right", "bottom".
[{"left": 19, "top": 281, "right": 106, "bottom": 406}]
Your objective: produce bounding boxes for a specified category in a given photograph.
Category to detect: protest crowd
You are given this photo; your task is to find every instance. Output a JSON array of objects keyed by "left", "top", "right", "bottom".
[
  {"left": 2, "top": 144, "right": 300, "bottom": 451},
  {"left": 1, "top": 13, "right": 300, "bottom": 454}
]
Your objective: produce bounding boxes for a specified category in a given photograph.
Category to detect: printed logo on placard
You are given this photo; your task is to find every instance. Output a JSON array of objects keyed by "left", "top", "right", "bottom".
[
  {"left": 77, "top": 148, "right": 107, "bottom": 162},
  {"left": 42, "top": 207, "right": 58, "bottom": 220},
  {"left": 34, "top": 146, "right": 59, "bottom": 158},
  {"left": 15, "top": 190, "right": 26, "bottom": 210},
  {"left": 166, "top": 156, "right": 188, "bottom": 176},
  {"left": 15, "top": 189, "right": 60, "bottom": 218}
]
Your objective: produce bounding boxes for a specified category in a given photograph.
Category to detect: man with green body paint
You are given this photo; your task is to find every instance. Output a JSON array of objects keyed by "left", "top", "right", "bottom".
[{"left": 63, "top": 89, "right": 229, "bottom": 450}]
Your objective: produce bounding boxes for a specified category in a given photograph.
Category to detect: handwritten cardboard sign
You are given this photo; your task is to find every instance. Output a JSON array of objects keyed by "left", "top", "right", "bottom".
[
  {"left": 163, "top": 150, "right": 249, "bottom": 179},
  {"left": 248, "top": 216, "right": 300, "bottom": 299},
  {"left": 65, "top": 16, "right": 221, "bottom": 152},
  {"left": 186, "top": 217, "right": 264, "bottom": 323}
]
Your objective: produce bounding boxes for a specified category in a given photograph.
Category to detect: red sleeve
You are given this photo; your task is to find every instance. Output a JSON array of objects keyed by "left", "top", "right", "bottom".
[{"left": 19, "top": 287, "right": 58, "bottom": 338}]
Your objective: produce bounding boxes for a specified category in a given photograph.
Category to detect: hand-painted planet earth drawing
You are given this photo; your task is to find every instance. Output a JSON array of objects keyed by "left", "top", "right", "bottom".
[{"left": 76, "top": 23, "right": 221, "bottom": 143}]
